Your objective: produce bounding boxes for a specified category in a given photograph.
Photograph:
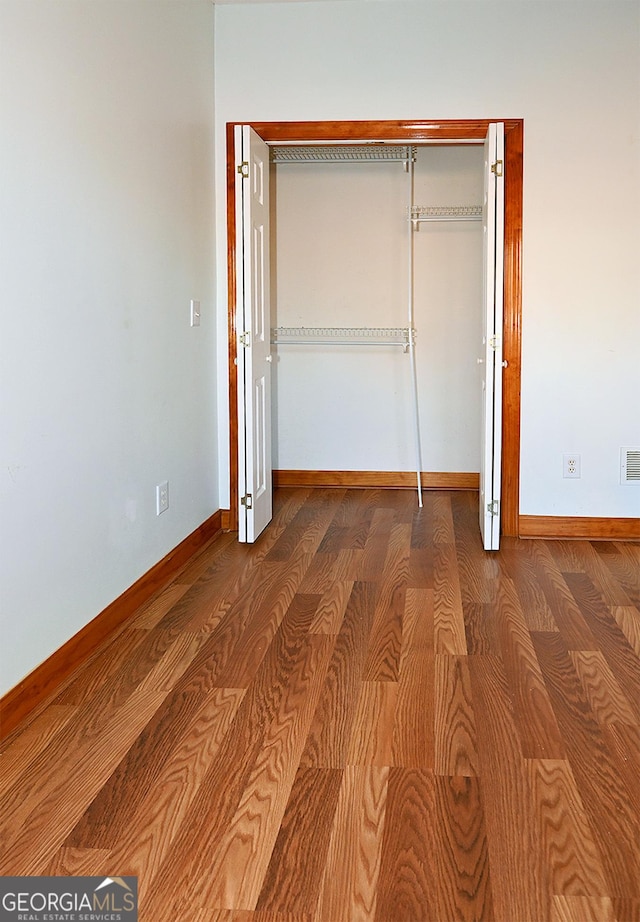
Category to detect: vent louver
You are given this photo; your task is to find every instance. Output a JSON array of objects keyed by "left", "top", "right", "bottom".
[{"left": 621, "top": 448, "right": 640, "bottom": 483}]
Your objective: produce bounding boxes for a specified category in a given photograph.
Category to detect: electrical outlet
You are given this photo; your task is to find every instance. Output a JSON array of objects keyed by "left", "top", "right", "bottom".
[
  {"left": 563, "top": 454, "right": 581, "bottom": 479},
  {"left": 190, "top": 299, "right": 200, "bottom": 327},
  {"left": 156, "top": 481, "right": 169, "bottom": 515}
]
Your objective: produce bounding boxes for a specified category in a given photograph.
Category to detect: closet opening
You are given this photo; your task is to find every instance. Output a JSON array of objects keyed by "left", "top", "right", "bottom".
[{"left": 226, "top": 120, "right": 523, "bottom": 543}]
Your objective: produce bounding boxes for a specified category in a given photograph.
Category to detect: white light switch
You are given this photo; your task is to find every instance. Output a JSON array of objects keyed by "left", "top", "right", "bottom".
[
  {"left": 190, "top": 299, "right": 201, "bottom": 327},
  {"left": 156, "top": 481, "right": 169, "bottom": 515}
]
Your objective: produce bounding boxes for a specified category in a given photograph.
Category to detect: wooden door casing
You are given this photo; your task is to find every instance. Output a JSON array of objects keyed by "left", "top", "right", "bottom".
[{"left": 226, "top": 119, "right": 523, "bottom": 536}]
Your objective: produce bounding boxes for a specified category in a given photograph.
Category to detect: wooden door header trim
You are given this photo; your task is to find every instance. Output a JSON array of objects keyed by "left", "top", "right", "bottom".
[
  {"left": 228, "top": 119, "right": 523, "bottom": 143},
  {"left": 226, "top": 117, "right": 523, "bottom": 536}
]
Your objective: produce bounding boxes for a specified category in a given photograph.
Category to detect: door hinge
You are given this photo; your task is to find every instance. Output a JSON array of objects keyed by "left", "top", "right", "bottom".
[
  {"left": 237, "top": 161, "right": 249, "bottom": 178},
  {"left": 489, "top": 335, "right": 499, "bottom": 350},
  {"left": 239, "top": 331, "right": 251, "bottom": 347},
  {"left": 241, "top": 493, "right": 253, "bottom": 509},
  {"left": 491, "top": 160, "right": 503, "bottom": 177},
  {"left": 487, "top": 500, "right": 499, "bottom": 516}
]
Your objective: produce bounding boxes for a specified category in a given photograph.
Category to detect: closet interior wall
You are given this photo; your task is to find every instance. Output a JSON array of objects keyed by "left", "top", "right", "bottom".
[{"left": 270, "top": 144, "right": 485, "bottom": 479}]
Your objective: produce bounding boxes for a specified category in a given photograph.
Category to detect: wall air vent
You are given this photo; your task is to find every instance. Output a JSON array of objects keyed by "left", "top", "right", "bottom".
[{"left": 621, "top": 448, "right": 640, "bottom": 483}]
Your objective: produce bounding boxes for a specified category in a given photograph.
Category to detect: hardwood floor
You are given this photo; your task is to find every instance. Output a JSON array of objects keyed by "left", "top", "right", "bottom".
[{"left": 1, "top": 488, "right": 639, "bottom": 922}]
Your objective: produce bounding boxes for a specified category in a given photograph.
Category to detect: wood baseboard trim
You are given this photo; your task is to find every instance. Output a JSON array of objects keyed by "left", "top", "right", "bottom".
[
  {"left": 274, "top": 470, "right": 480, "bottom": 490},
  {"left": 0, "top": 511, "right": 224, "bottom": 742},
  {"left": 519, "top": 515, "right": 640, "bottom": 541}
]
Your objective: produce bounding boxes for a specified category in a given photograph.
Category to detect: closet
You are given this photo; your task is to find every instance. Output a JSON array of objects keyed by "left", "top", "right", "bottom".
[
  {"left": 232, "top": 121, "right": 517, "bottom": 549},
  {"left": 271, "top": 142, "right": 485, "bottom": 506}
]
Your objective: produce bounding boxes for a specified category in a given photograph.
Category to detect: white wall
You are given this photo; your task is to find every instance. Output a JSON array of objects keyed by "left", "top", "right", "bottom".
[
  {"left": 273, "top": 146, "right": 483, "bottom": 473},
  {"left": 0, "top": 1, "right": 217, "bottom": 697},
  {"left": 214, "top": 0, "right": 640, "bottom": 518}
]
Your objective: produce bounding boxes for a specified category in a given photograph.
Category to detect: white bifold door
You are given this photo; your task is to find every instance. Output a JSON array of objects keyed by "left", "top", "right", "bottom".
[
  {"left": 236, "top": 125, "right": 273, "bottom": 543},
  {"left": 479, "top": 122, "right": 505, "bottom": 551}
]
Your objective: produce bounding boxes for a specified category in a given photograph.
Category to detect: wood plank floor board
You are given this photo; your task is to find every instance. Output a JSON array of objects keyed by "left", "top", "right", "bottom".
[
  {"left": 602, "top": 722, "right": 640, "bottom": 816},
  {"left": 131, "top": 582, "right": 194, "bottom": 630},
  {"left": 452, "top": 501, "right": 500, "bottom": 605},
  {"left": 264, "top": 490, "right": 344, "bottom": 563},
  {"left": 611, "top": 897, "right": 640, "bottom": 922},
  {"left": 298, "top": 550, "right": 341, "bottom": 594},
  {"left": 563, "top": 572, "right": 640, "bottom": 723},
  {"left": 433, "top": 491, "right": 456, "bottom": 544},
  {"left": 372, "top": 767, "right": 436, "bottom": 922},
  {"left": 410, "top": 496, "right": 434, "bottom": 549},
  {"left": 433, "top": 541, "right": 468, "bottom": 654},
  {"left": 0, "top": 703, "right": 75, "bottom": 796},
  {"left": 211, "top": 565, "right": 319, "bottom": 688},
  {"left": 138, "top": 730, "right": 266, "bottom": 920},
  {"left": 495, "top": 576, "right": 566, "bottom": 759},
  {"left": 408, "top": 545, "right": 434, "bottom": 588},
  {"left": 569, "top": 649, "right": 638, "bottom": 726},
  {"left": 155, "top": 569, "right": 244, "bottom": 635},
  {"left": 391, "top": 587, "right": 435, "bottom": 770},
  {"left": 48, "top": 628, "right": 158, "bottom": 707},
  {"left": 314, "top": 764, "right": 389, "bottom": 922},
  {"left": 2, "top": 489, "right": 639, "bottom": 922},
  {"left": 299, "top": 581, "right": 378, "bottom": 769},
  {"left": 308, "top": 580, "right": 354, "bottom": 634},
  {"left": 104, "top": 686, "right": 247, "bottom": 900},
  {"left": 0, "top": 670, "right": 185, "bottom": 874},
  {"left": 48, "top": 625, "right": 161, "bottom": 708},
  {"left": 468, "top": 654, "right": 549, "bottom": 922},
  {"left": 551, "top": 895, "right": 617, "bottom": 922},
  {"left": 499, "top": 539, "right": 560, "bottom": 632},
  {"left": 170, "top": 533, "right": 237, "bottom": 587},
  {"left": 434, "top": 654, "right": 479, "bottom": 777},
  {"left": 613, "top": 605, "right": 640, "bottom": 658},
  {"left": 355, "top": 508, "right": 396, "bottom": 584},
  {"left": 196, "top": 635, "right": 336, "bottom": 911},
  {"left": 532, "top": 630, "right": 640, "bottom": 899},
  {"left": 140, "top": 615, "right": 336, "bottom": 916},
  {"left": 362, "top": 530, "right": 407, "bottom": 681},
  {"left": 0, "top": 629, "right": 201, "bottom": 866},
  {"left": 526, "top": 543, "right": 599, "bottom": 651},
  {"left": 63, "top": 684, "right": 209, "bottom": 849},
  {"left": 526, "top": 759, "right": 609, "bottom": 897},
  {"left": 584, "top": 542, "right": 638, "bottom": 609},
  {"left": 463, "top": 601, "right": 501, "bottom": 656},
  {"left": 44, "top": 846, "right": 113, "bottom": 877},
  {"left": 374, "top": 767, "right": 494, "bottom": 922},
  {"left": 255, "top": 766, "right": 344, "bottom": 916},
  {"left": 592, "top": 543, "right": 640, "bottom": 610},
  {"left": 430, "top": 773, "right": 494, "bottom": 922},
  {"left": 363, "top": 585, "right": 407, "bottom": 682},
  {"left": 546, "top": 539, "right": 598, "bottom": 573},
  {"left": 346, "top": 681, "right": 398, "bottom": 767}
]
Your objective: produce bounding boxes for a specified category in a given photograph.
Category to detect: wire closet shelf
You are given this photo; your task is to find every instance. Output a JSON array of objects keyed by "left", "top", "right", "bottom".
[
  {"left": 410, "top": 204, "right": 483, "bottom": 226},
  {"left": 270, "top": 145, "right": 417, "bottom": 164},
  {"left": 271, "top": 326, "right": 414, "bottom": 351}
]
